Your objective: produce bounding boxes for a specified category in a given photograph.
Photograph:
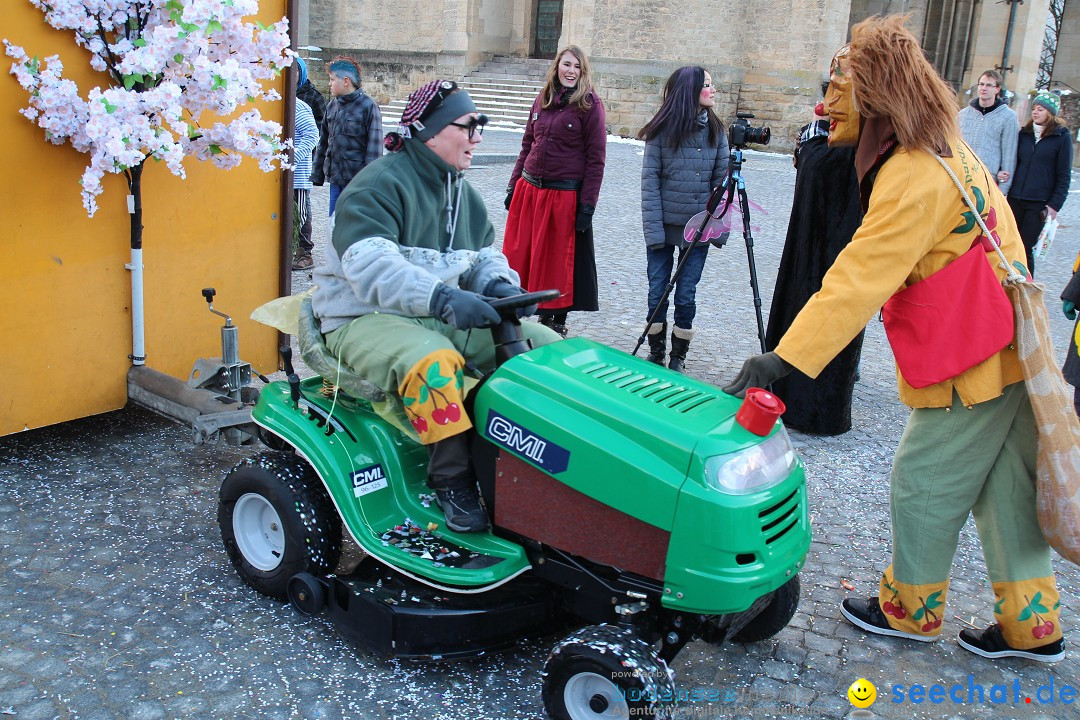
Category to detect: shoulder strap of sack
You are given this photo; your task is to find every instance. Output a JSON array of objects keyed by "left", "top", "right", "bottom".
[{"left": 934, "top": 153, "right": 1025, "bottom": 282}]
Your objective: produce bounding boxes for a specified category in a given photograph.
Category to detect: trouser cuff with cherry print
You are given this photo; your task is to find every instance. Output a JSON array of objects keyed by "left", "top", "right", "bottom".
[
  {"left": 992, "top": 576, "right": 1062, "bottom": 649},
  {"left": 398, "top": 349, "right": 471, "bottom": 444},
  {"left": 878, "top": 565, "right": 949, "bottom": 638}
]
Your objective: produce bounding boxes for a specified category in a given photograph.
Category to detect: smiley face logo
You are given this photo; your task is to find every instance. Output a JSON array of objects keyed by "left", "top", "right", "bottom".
[{"left": 848, "top": 678, "right": 876, "bottom": 708}]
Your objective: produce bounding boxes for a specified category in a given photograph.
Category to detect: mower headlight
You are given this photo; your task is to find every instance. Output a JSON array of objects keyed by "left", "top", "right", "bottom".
[{"left": 704, "top": 427, "right": 798, "bottom": 495}]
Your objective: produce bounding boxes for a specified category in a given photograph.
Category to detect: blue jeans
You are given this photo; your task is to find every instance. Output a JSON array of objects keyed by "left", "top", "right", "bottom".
[
  {"left": 646, "top": 241, "right": 709, "bottom": 329},
  {"left": 329, "top": 183, "right": 346, "bottom": 215}
]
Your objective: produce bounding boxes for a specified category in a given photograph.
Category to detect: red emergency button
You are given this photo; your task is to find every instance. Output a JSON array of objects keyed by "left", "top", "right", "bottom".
[{"left": 735, "top": 388, "right": 786, "bottom": 436}]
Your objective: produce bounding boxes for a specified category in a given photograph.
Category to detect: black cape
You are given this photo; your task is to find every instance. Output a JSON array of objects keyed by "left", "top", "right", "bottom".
[{"left": 765, "top": 124, "right": 864, "bottom": 435}]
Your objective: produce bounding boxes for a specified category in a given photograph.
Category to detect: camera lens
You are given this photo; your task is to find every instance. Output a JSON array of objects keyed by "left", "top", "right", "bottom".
[{"left": 749, "top": 126, "right": 771, "bottom": 145}]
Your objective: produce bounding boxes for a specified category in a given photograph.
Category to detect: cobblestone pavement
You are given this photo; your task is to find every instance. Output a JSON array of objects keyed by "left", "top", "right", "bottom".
[{"left": 3, "top": 127, "right": 1080, "bottom": 720}]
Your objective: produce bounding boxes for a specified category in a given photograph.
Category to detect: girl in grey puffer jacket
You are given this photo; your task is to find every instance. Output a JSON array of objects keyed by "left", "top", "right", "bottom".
[{"left": 638, "top": 66, "right": 729, "bottom": 371}]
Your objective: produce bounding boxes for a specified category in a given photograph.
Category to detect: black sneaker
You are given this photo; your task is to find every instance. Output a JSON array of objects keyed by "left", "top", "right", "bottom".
[
  {"left": 434, "top": 486, "right": 489, "bottom": 533},
  {"left": 840, "top": 596, "right": 938, "bottom": 642},
  {"left": 958, "top": 623, "right": 1065, "bottom": 663}
]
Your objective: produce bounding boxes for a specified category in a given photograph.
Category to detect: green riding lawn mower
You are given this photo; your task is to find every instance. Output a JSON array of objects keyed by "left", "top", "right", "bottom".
[{"left": 217, "top": 290, "right": 810, "bottom": 719}]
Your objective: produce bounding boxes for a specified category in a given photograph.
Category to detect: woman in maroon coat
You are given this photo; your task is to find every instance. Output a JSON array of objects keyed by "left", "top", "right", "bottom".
[{"left": 503, "top": 46, "right": 607, "bottom": 336}]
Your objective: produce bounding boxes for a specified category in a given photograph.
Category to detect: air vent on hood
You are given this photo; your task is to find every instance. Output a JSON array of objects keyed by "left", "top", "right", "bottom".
[{"left": 579, "top": 361, "right": 719, "bottom": 414}]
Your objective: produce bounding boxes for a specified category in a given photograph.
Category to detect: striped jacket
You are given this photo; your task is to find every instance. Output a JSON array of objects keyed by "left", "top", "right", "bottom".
[{"left": 292, "top": 99, "right": 319, "bottom": 191}]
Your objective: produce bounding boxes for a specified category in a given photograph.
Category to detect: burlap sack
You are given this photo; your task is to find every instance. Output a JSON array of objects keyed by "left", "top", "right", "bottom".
[{"left": 1006, "top": 279, "right": 1080, "bottom": 565}]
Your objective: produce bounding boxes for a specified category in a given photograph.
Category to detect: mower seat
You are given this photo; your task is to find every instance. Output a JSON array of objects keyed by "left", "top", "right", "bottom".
[{"left": 297, "top": 296, "right": 387, "bottom": 403}]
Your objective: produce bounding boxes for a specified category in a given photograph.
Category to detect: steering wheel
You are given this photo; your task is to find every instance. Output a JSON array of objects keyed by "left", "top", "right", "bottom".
[{"left": 487, "top": 289, "right": 560, "bottom": 318}]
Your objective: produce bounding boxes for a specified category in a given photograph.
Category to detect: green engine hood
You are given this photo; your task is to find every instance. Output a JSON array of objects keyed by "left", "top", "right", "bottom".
[{"left": 472, "top": 338, "right": 754, "bottom": 531}]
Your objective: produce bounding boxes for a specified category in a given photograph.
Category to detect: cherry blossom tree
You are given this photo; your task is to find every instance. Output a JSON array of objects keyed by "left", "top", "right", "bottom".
[
  {"left": 4, "top": 0, "right": 293, "bottom": 227},
  {"left": 5, "top": 0, "right": 294, "bottom": 365}
]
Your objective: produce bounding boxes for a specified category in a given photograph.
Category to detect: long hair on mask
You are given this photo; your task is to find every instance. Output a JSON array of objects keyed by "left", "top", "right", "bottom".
[{"left": 847, "top": 15, "right": 960, "bottom": 155}]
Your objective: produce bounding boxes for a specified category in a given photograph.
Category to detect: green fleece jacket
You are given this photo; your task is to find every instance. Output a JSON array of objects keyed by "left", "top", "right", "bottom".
[{"left": 313, "top": 139, "right": 518, "bottom": 333}]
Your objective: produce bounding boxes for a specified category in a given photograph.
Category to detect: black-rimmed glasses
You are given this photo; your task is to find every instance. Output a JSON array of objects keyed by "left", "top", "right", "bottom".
[{"left": 448, "top": 114, "right": 488, "bottom": 140}]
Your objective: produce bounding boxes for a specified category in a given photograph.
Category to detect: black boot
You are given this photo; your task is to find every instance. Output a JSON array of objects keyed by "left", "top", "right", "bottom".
[
  {"left": 428, "top": 434, "right": 489, "bottom": 533},
  {"left": 552, "top": 312, "right": 568, "bottom": 338},
  {"left": 539, "top": 313, "right": 568, "bottom": 338},
  {"left": 668, "top": 327, "right": 693, "bottom": 373},
  {"left": 645, "top": 322, "right": 666, "bottom": 365}
]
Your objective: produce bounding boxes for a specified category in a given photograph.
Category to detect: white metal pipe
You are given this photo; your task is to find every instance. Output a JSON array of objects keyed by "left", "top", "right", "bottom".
[{"left": 127, "top": 246, "right": 145, "bottom": 365}]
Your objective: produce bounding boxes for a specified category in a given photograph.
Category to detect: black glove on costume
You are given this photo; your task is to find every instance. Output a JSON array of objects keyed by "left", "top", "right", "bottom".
[
  {"left": 575, "top": 204, "right": 595, "bottom": 233},
  {"left": 430, "top": 285, "right": 500, "bottom": 330},
  {"left": 484, "top": 279, "right": 538, "bottom": 318},
  {"left": 504, "top": 190, "right": 514, "bottom": 211},
  {"left": 722, "top": 352, "right": 793, "bottom": 398}
]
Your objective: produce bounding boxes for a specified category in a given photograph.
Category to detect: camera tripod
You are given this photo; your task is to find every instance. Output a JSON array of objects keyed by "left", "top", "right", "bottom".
[{"left": 633, "top": 144, "right": 769, "bottom": 359}]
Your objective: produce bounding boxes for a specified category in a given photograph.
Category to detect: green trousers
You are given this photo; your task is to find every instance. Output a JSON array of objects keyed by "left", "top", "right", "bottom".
[
  {"left": 326, "top": 314, "right": 560, "bottom": 444},
  {"left": 878, "top": 382, "right": 1062, "bottom": 647}
]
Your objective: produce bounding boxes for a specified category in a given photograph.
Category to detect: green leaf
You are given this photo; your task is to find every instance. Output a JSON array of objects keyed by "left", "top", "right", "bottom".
[
  {"left": 27, "top": 56, "right": 41, "bottom": 74},
  {"left": 952, "top": 211, "right": 976, "bottom": 234},
  {"left": 173, "top": 53, "right": 184, "bottom": 64},
  {"left": 133, "top": 38, "right": 147, "bottom": 48},
  {"left": 925, "top": 591, "right": 943, "bottom": 609},
  {"left": 166, "top": 0, "right": 184, "bottom": 11},
  {"left": 425, "top": 362, "right": 443, "bottom": 385},
  {"left": 995, "top": 597, "right": 1005, "bottom": 614},
  {"left": 1018, "top": 607, "right": 1033, "bottom": 622},
  {"left": 402, "top": 396, "right": 415, "bottom": 406},
  {"left": 454, "top": 368, "right": 464, "bottom": 389},
  {"left": 208, "top": 144, "right": 223, "bottom": 155},
  {"left": 256, "top": 21, "right": 269, "bottom": 31},
  {"left": 418, "top": 385, "right": 429, "bottom": 405},
  {"left": 206, "top": 19, "right": 224, "bottom": 34},
  {"left": 913, "top": 607, "right": 924, "bottom": 621},
  {"left": 178, "top": 31, "right": 188, "bottom": 40},
  {"left": 1033, "top": 602, "right": 1049, "bottom": 613},
  {"left": 179, "top": 21, "right": 198, "bottom": 33},
  {"left": 101, "top": 98, "right": 118, "bottom": 114},
  {"left": 428, "top": 375, "right": 450, "bottom": 389},
  {"left": 211, "top": 75, "right": 227, "bottom": 90},
  {"left": 1031, "top": 591, "right": 1043, "bottom": 605},
  {"left": 972, "top": 185, "right": 985, "bottom": 213},
  {"left": 122, "top": 73, "right": 144, "bottom": 90}
]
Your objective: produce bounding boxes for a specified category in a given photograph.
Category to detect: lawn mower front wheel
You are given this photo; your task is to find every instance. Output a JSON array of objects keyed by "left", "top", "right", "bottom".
[
  {"left": 732, "top": 574, "right": 801, "bottom": 642},
  {"left": 543, "top": 625, "right": 677, "bottom": 720}
]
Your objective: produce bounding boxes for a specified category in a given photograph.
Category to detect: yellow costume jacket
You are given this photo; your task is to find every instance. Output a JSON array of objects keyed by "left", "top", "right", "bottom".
[{"left": 775, "top": 138, "right": 1026, "bottom": 408}]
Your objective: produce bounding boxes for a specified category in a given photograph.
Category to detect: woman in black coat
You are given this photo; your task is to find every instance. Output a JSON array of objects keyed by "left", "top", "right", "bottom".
[
  {"left": 763, "top": 91, "right": 863, "bottom": 435},
  {"left": 1007, "top": 91, "right": 1072, "bottom": 277}
]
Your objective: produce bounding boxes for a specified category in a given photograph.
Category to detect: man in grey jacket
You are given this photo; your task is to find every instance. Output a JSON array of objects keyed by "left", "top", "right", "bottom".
[{"left": 957, "top": 70, "right": 1019, "bottom": 195}]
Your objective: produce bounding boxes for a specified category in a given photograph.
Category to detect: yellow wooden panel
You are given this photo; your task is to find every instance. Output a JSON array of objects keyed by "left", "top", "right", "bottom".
[{"left": 1, "top": 1, "right": 289, "bottom": 436}]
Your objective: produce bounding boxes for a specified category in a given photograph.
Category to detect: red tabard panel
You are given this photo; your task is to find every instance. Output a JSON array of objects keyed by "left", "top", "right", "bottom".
[{"left": 494, "top": 453, "right": 670, "bottom": 581}]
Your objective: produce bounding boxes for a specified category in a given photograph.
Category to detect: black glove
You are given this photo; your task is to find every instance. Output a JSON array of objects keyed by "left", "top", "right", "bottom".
[
  {"left": 722, "top": 352, "right": 793, "bottom": 398},
  {"left": 575, "top": 204, "right": 595, "bottom": 233},
  {"left": 430, "top": 285, "right": 500, "bottom": 330},
  {"left": 504, "top": 189, "right": 514, "bottom": 211},
  {"left": 485, "top": 279, "right": 537, "bottom": 318}
]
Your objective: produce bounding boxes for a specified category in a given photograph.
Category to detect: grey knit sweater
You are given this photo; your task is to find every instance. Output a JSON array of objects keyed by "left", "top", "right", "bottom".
[{"left": 957, "top": 100, "right": 1019, "bottom": 195}]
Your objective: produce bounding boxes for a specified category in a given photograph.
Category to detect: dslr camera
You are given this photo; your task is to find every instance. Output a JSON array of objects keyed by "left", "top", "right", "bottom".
[{"left": 729, "top": 112, "right": 771, "bottom": 147}]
